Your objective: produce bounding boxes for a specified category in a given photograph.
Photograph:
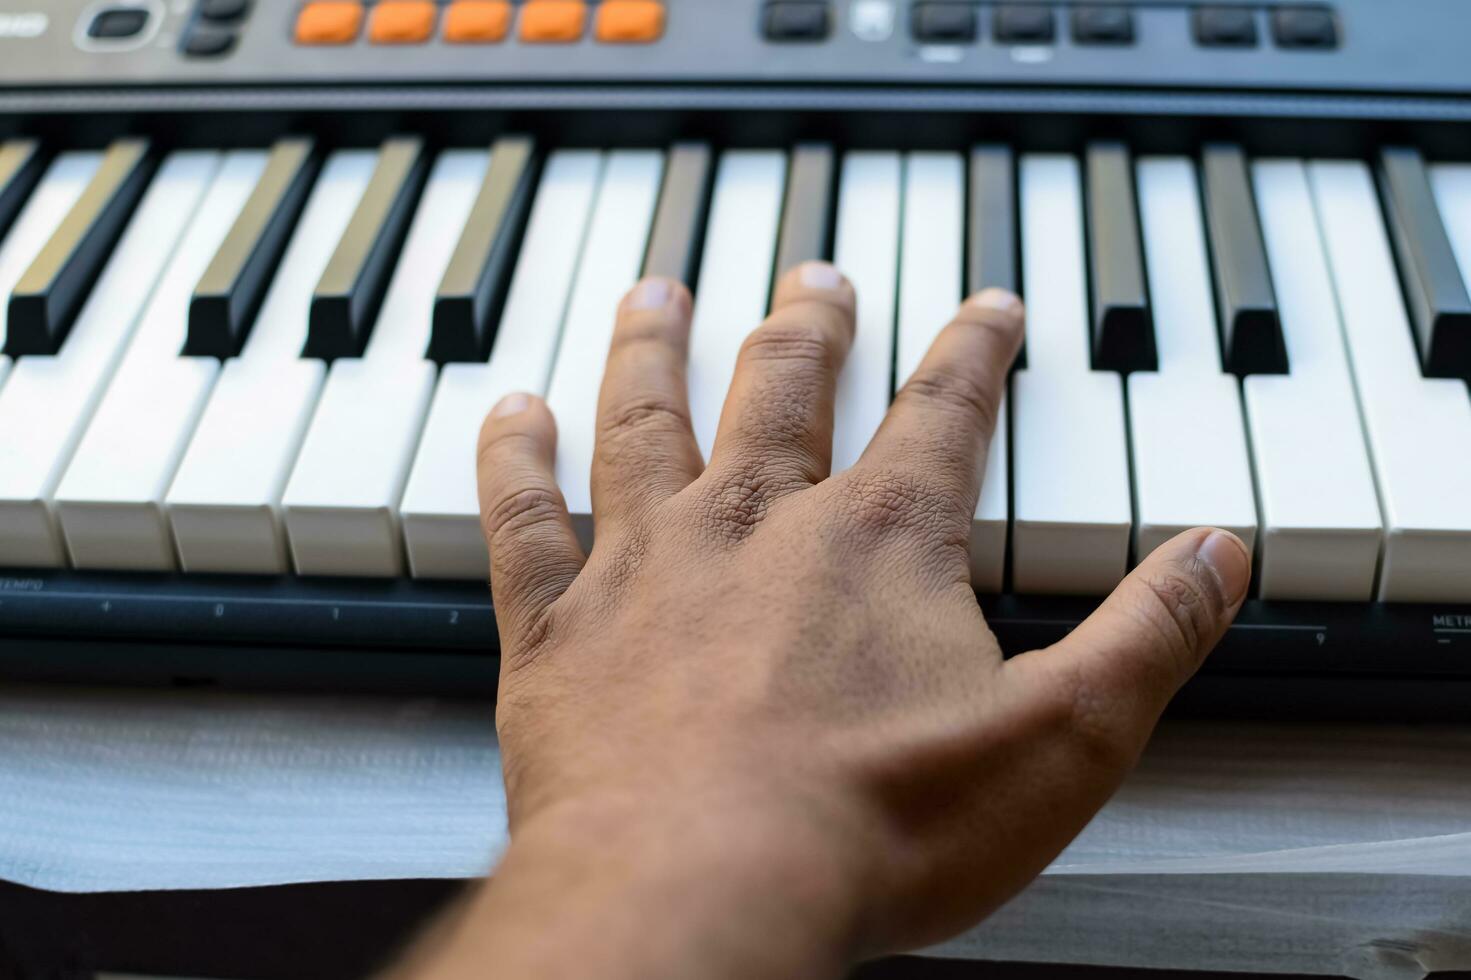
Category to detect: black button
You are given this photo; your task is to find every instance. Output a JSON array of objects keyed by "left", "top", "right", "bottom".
[
  {"left": 1271, "top": 6, "right": 1337, "bottom": 48},
  {"left": 1072, "top": 5, "right": 1133, "bottom": 44},
  {"left": 994, "top": 5, "right": 1055, "bottom": 43},
  {"left": 912, "top": 3, "right": 977, "bottom": 42},
  {"left": 198, "top": 0, "right": 250, "bottom": 22},
  {"left": 763, "top": 2, "right": 830, "bottom": 40},
  {"left": 87, "top": 7, "right": 150, "bottom": 39},
  {"left": 1193, "top": 6, "right": 1258, "bottom": 46},
  {"left": 182, "top": 24, "right": 237, "bottom": 56}
]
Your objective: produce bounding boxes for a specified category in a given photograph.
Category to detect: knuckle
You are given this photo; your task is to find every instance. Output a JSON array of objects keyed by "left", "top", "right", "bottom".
[
  {"left": 741, "top": 316, "right": 842, "bottom": 372},
  {"left": 477, "top": 424, "right": 539, "bottom": 473},
  {"left": 1133, "top": 561, "right": 1220, "bottom": 675},
  {"left": 598, "top": 396, "right": 690, "bottom": 451},
  {"left": 501, "top": 606, "right": 558, "bottom": 676},
  {"left": 482, "top": 484, "right": 566, "bottom": 545},
  {"left": 1067, "top": 684, "right": 1140, "bottom": 777},
  {"left": 836, "top": 470, "right": 947, "bottom": 537},
  {"left": 901, "top": 366, "right": 1001, "bottom": 435},
  {"left": 695, "top": 467, "right": 782, "bottom": 543},
  {"left": 1034, "top": 660, "right": 1139, "bottom": 779}
]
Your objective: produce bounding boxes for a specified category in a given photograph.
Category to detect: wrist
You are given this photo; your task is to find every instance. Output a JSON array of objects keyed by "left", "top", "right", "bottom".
[{"left": 483, "top": 787, "right": 870, "bottom": 979}]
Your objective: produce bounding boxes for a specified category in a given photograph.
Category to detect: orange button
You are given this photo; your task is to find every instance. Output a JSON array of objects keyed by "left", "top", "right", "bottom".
[
  {"left": 595, "top": 0, "right": 663, "bottom": 42},
  {"left": 443, "top": 0, "right": 511, "bottom": 42},
  {"left": 519, "top": 0, "right": 586, "bottom": 42},
  {"left": 369, "top": 0, "right": 436, "bottom": 42},
  {"left": 295, "top": 1, "right": 363, "bottom": 44}
]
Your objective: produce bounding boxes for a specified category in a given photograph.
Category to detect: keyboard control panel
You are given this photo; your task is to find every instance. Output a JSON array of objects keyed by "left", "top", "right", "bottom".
[{"left": 0, "top": 0, "right": 1466, "bottom": 95}]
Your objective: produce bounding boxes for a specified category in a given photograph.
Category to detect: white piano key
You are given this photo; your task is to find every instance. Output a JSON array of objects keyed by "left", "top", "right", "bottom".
[
  {"left": 895, "top": 151, "right": 1007, "bottom": 592},
  {"left": 686, "top": 150, "right": 786, "bottom": 460},
  {"left": 831, "top": 151, "right": 902, "bottom": 473},
  {"left": 1246, "top": 160, "right": 1382, "bottom": 600},
  {"left": 166, "top": 150, "right": 378, "bottom": 574},
  {"left": 1011, "top": 154, "right": 1131, "bottom": 595},
  {"left": 1310, "top": 160, "right": 1471, "bottom": 602},
  {"left": 0, "top": 152, "right": 218, "bottom": 567},
  {"left": 402, "top": 150, "right": 602, "bottom": 580},
  {"left": 1129, "top": 157, "right": 1258, "bottom": 558},
  {"left": 546, "top": 150, "right": 666, "bottom": 545},
  {"left": 282, "top": 150, "right": 489, "bottom": 577},
  {"left": 0, "top": 153, "right": 102, "bottom": 391},
  {"left": 54, "top": 151, "right": 268, "bottom": 571}
]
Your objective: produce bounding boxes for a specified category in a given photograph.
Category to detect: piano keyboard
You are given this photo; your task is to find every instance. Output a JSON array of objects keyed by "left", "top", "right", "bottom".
[
  {"left": 0, "top": 127, "right": 1468, "bottom": 712},
  {"left": 3, "top": 136, "right": 1471, "bottom": 605}
]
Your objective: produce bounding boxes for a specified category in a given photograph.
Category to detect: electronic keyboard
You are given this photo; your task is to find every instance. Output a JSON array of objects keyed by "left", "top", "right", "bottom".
[{"left": 2, "top": 0, "right": 1471, "bottom": 716}]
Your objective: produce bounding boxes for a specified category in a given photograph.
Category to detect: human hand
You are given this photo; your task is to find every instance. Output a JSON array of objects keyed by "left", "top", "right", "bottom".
[{"left": 455, "top": 262, "right": 1249, "bottom": 978}]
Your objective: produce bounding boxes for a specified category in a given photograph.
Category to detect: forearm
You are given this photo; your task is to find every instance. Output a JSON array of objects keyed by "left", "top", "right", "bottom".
[{"left": 398, "top": 799, "right": 863, "bottom": 980}]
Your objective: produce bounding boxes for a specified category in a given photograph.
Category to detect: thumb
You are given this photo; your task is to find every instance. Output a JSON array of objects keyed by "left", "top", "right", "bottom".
[{"left": 1006, "top": 528, "right": 1251, "bottom": 767}]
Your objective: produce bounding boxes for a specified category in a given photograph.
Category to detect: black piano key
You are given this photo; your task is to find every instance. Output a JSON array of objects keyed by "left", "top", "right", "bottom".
[
  {"left": 0, "top": 140, "right": 44, "bottom": 244},
  {"left": 967, "top": 144, "right": 1022, "bottom": 366},
  {"left": 1085, "top": 142, "right": 1156, "bottom": 373},
  {"left": 428, "top": 136, "right": 539, "bottom": 363},
  {"left": 1201, "top": 144, "right": 1288, "bottom": 376},
  {"left": 304, "top": 136, "right": 429, "bottom": 360},
  {"left": 1376, "top": 147, "right": 1471, "bottom": 380},
  {"left": 185, "top": 137, "right": 318, "bottom": 358},
  {"left": 6, "top": 139, "right": 153, "bottom": 357},
  {"left": 967, "top": 145, "right": 1015, "bottom": 295},
  {"left": 773, "top": 143, "right": 835, "bottom": 280},
  {"left": 641, "top": 142, "right": 713, "bottom": 287}
]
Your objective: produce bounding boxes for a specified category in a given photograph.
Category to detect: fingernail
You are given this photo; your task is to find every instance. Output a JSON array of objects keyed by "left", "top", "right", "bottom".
[
  {"left": 968, "top": 288, "right": 1024, "bottom": 318},
  {"left": 1194, "top": 530, "right": 1251, "bottom": 607},
  {"left": 490, "top": 392, "right": 533, "bottom": 419},
  {"left": 625, "top": 277, "right": 672, "bottom": 311},
  {"left": 799, "top": 261, "right": 847, "bottom": 291}
]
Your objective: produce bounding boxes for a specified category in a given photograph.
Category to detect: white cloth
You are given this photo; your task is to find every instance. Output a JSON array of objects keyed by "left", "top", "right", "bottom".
[{"left": 0, "top": 685, "right": 1467, "bottom": 978}]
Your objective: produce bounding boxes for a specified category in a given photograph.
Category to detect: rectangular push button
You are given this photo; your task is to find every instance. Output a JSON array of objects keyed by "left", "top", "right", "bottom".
[
  {"left": 1272, "top": 6, "right": 1337, "bottom": 48},
  {"left": 295, "top": 1, "right": 363, "bottom": 43},
  {"left": 763, "top": 2, "right": 829, "bottom": 40},
  {"left": 912, "top": 3, "right": 977, "bottom": 42},
  {"left": 995, "top": 4, "right": 1055, "bottom": 43},
  {"left": 88, "top": 7, "right": 150, "bottom": 39},
  {"left": 596, "top": 0, "right": 664, "bottom": 42},
  {"left": 369, "top": 0, "right": 435, "bottom": 43},
  {"left": 1194, "top": 6, "right": 1258, "bottom": 46},
  {"left": 443, "top": 0, "right": 510, "bottom": 41},
  {"left": 519, "top": 0, "right": 586, "bottom": 42},
  {"left": 1073, "top": 5, "right": 1133, "bottom": 44}
]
